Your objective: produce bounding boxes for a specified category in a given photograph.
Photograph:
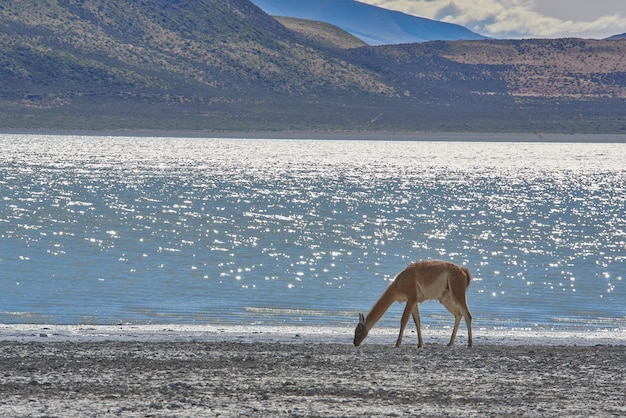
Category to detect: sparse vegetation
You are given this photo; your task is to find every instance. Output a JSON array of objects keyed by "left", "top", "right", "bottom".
[{"left": 1, "top": 0, "right": 626, "bottom": 133}]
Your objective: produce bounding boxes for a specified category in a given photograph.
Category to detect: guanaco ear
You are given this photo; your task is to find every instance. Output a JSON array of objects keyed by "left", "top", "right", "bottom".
[{"left": 359, "top": 313, "right": 365, "bottom": 324}]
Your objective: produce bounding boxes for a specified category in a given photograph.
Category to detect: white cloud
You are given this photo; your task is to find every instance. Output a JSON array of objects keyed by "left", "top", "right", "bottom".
[{"left": 359, "top": 0, "right": 626, "bottom": 38}]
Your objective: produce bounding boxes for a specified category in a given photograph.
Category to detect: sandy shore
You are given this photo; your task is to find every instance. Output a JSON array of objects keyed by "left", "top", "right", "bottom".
[{"left": 1, "top": 325, "right": 624, "bottom": 417}]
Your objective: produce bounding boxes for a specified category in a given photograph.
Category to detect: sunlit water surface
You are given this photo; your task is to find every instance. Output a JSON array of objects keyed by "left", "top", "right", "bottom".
[{"left": 1, "top": 134, "right": 625, "bottom": 332}]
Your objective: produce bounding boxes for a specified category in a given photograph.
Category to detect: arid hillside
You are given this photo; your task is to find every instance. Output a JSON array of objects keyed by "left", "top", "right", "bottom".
[{"left": 438, "top": 39, "right": 626, "bottom": 98}]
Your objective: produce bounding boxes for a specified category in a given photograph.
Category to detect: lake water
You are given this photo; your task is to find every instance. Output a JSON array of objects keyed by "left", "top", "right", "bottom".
[{"left": 1, "top": 134, "right": 625, "bottom": 332}]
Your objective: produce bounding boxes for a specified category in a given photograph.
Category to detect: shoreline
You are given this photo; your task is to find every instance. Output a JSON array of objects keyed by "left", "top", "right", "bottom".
[
  {"left": 2, "top": 128, "right": 626, "bottom": 142},
  {"left": 2, "top": 324, "right": 625, "bottom": 346}
]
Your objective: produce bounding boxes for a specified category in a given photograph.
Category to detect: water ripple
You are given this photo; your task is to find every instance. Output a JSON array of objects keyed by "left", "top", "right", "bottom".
[{"left": 1, "top": 135, "right": 624, "bottom": 329}]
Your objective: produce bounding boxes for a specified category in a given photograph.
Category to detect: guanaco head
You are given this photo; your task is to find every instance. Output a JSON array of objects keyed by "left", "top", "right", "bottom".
[{"left": 353, "top": 313, "right": 369, "bottom": 346}]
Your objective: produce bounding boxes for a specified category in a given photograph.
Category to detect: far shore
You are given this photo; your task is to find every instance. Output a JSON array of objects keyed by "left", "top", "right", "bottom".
[{"left": 2, "top": 128, "right": 626, "bottom": 142}]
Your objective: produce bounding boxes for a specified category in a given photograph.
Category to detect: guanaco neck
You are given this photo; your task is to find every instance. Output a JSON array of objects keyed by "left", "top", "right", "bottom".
[{"left": 365, "top": 283, "right": 399, "bottom": 330}]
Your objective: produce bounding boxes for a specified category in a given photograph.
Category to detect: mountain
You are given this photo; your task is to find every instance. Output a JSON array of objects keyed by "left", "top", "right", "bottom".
[
  {"left": 250, "top": 0, "right": 486, "bottom": 45},
  {"left": 0, "top": 0, "right": 390, "bottom": 96},
  {"left": 0, "top": 0, "right": 399, "bottom": 130},
  {"left": 606, "top": 33, "right": 626, "bottom": 40},
  {"left": 1, "top": 0, "right": 626, "bottom": 133}
]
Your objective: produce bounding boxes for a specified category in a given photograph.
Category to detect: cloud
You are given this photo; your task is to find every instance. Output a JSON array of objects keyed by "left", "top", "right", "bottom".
[{"left": 360, "top": 0, "right": 626, "bottom": 38}]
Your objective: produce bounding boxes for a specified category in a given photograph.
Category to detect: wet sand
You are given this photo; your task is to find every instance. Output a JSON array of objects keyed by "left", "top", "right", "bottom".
[{"left": 1, "top": 326, "right": 624, "bottom": 417}]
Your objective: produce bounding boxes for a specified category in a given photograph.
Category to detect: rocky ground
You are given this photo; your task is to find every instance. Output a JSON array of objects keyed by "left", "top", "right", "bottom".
[{"left": 1, "top": 340, "right": 624, "bottom": 417}]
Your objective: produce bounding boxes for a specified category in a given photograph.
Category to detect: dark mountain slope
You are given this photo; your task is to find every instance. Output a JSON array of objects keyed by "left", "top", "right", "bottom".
[
  {"left": 0, "top": 0, "right": 393, "bottom": 99},
  {"left": 0, "top": 0, "right": 406, "bottom": 130}
]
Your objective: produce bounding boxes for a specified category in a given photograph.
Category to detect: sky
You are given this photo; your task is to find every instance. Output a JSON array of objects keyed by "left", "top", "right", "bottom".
[{"left": 359, "top": 0, "right": 626, "bottom": 39}]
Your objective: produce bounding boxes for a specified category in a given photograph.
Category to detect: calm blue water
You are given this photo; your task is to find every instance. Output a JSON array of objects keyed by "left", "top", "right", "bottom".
[{"left": 1, "top": 134, "right": 625, "bottom": 331}]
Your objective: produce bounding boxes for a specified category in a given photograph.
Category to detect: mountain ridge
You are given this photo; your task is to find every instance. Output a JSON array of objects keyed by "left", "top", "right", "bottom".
[{"left": 250, "top": 0, "right": 486, "bottom": 45}]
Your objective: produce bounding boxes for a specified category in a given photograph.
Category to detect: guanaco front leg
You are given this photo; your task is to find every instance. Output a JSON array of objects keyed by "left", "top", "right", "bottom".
[{"left": 396, "top": 301, "right": 416, "bottom": 347}]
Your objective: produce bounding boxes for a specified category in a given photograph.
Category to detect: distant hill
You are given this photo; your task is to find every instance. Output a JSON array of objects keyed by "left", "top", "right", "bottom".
[
  {"left": 606, "top": 33, "right": 626, "bottom": 40},
  {"left": 351, "top": 38, "right": 626, "bottom": 98},
  {"left": 1, "top": 0, "right": 626, "bottom": 134},
  {"left": 250, "top": 0, "right": 486, "bottom": 45},
  {"left": 274, "top": 16, "right": 367, "bottom": 49}
]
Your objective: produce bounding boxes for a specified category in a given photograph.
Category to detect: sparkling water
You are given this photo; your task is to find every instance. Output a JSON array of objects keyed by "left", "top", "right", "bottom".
[{"left": 1, "top": 134, "right": 625, "bottom": 331}]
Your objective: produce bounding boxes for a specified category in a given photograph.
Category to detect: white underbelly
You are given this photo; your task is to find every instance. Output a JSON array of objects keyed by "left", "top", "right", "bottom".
[{"left": 417, "top": 272, "right": 449, "bottom": 301}]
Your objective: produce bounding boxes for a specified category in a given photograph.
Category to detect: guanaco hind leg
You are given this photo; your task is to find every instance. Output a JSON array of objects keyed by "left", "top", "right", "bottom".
[{"left": 440, "top": 291, "right": 473, "bottom": 347}]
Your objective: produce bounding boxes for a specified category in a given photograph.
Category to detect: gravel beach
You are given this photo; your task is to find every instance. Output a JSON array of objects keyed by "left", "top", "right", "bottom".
[{"left": 1, "top": 325, "right": 624, "bottom": 417}]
